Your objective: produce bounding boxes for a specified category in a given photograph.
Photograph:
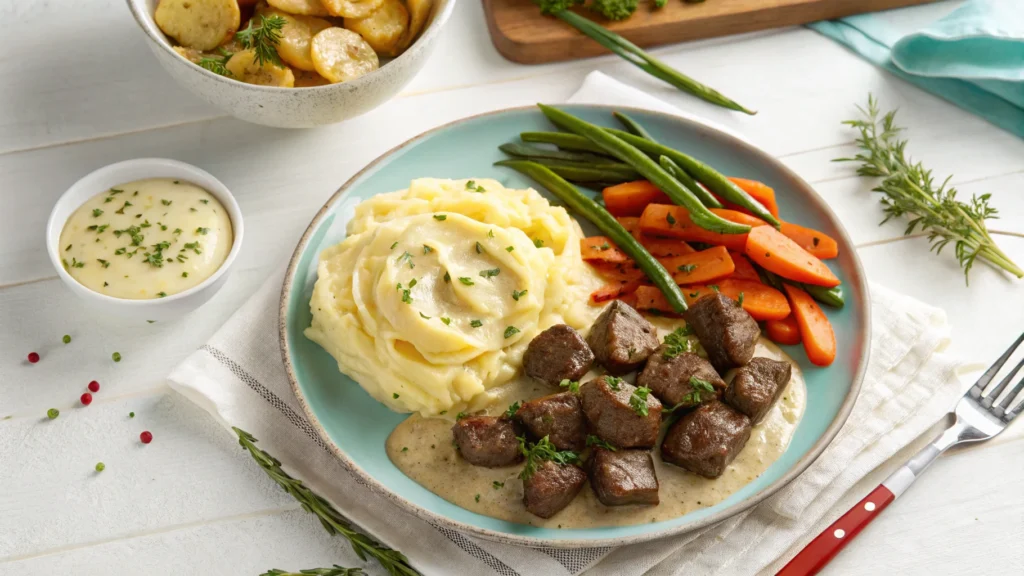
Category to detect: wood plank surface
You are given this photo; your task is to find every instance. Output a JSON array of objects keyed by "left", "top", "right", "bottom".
[{"left": 483, "top": 0, "right": 939, "bottom": 64}]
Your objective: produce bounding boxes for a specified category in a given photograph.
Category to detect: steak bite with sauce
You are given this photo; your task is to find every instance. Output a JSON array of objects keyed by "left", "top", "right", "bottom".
[
  {"left": 515, "top": 392, "right": 587, "bottom": 451},
  {"left": 637, "top": 348, "right": 726, "bottom": 409},
  {"left": 725, "top": 357, "right": 793, "bottom": 424},
  {"left": 523, "top": 460, "right": 588, "bottom": 518},
  {"left": 452, "top": 416, "right": 522, "bottom": 468},
  {"left": 661, "top": 401, "right": 751, "bottom": 478},
  {"left": 586, "top": 300, "right": 660, "bottom": 375},
  {"left": 683, "top": 293, "right": 759, "bottom": 372},
  {"left": 580, "top": 375, "right": 662, "bottom": 449},
  {"left": 588, "top": 448, "right": 660, "bottom": 506},
  {"left": 523, "top": 324, "right": 595, "bottom": 387}
]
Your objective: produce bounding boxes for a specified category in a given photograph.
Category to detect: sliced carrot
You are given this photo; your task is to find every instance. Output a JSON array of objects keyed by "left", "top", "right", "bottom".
[
  {"left": 580, "top": 236, "right": 629, "bottom": 264},
  {"left": 728, "top": 251, "right": 761, "bottom": 282},
  {"left": 590, "top": 277, "right": 646, "bottom": 304},
  {"left": 640, "top": 205, "right": 753, "bottom": 252},
  {"left": 784, "top": 284, "right": 836, "bottom": 366},
  {"left": 619, "top": 217, "right": 694, "bottom": 257},
  {"left": 618, "top": 292, "right": 639, "bottom": 309},
  {"left": 718, "top": 279, "right": 790, "bottom": 320},
  {"left": 726, "top": 177, "right": 780, "bottom": 218},
  {"left": 603, "top": 181, "right": 671, "bottom": 217},
  {"left": 709, "top": 208, "right": 770, "bottom": 229},
  {"left": 765, "top": 315, "right": 801, "bottom": 346},
  {"left": 633, "top": 285, "right": 679, "bottom": 316},
  {"left": 745, "top": 226, "right": 840, "bottom": 287},
  {"left": 661, "top": 246, "right": 735, "bottom": 285},
  {"left": 780, "top": 222, "right": 839, "bottom": 260},
  {"left": 589, "top": 261, "right": 645, "bottom": 284}
]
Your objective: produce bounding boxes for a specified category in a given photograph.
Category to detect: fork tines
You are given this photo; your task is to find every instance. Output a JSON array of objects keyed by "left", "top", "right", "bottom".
[{"left": 969, "top": 331, "right": 1024, "bottom": 422}]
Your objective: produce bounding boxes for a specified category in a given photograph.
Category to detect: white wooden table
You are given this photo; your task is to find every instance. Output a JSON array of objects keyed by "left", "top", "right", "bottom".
[{"left": 2, "top": 2, "right": 1022, "bottom": 574}]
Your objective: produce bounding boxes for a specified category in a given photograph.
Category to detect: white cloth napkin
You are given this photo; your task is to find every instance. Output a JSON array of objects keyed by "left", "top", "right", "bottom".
[{"left": 168, "top": 72, "right": 966, "bottom": 576}]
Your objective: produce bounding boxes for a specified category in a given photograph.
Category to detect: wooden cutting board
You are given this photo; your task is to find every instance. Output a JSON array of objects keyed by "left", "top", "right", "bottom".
[{"left": 483, "top": 0, "right": 937, "bottom": 64}]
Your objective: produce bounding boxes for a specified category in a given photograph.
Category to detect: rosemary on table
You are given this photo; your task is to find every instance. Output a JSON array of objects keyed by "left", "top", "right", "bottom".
[
  {"left": 839, "top": 96, "right": 1022, "bottom": 284},
  {"left": 233, "top": 428, "right": 420, "bottom": 576},
  {"left": 262, "top": 568, "right": 363, "bottom": 576}
]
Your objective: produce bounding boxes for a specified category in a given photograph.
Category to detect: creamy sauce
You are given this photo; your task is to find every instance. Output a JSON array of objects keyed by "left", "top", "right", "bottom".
[
  {"left": 387, "top": 337, "right": 806, "bottom": 528},
  {"left": 58, "top": 178, "right": 232, "bottom": 299}
]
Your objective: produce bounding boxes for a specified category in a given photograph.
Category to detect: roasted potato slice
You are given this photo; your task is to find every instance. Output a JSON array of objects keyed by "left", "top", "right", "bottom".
[
  {"left": 396, "top": 0, "right": 433, "bottom": 53},
  {"left": 155, "top": 0, "right": 241, "bottom": 51},
  {"left": 225, "top": 49, "right": 296, "bottom": 87},
  {"left": 344, "top": 0, "right": 408, "bottom": 56},
  {"left": 311, "top": 27, "right": 379, "bottom": 83},
  {"left": 322, "top": 0, "right": 383, "bottom": 19},
  {"left": 266, "top": 0, "right": 331, "bottom": 16},
  {"left": 173, "top": 46, "right": 205, "bottom": 64},
  {"left": 257, "top": 7, "right": 332, "bottom": 71},
  {"left": 294, "top": 69, "right": 332, "bottom": 87}
]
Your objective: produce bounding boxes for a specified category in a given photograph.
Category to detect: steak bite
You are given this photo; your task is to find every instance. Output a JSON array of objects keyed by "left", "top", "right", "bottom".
[
  {"left": 637, "top": 348, "right": 726, "bottom": 409},
  {"left": 523, "top": 460, "right": 588, "bottom": 518},
  {"left": 725, "top": 357, "right": 793, "bottom": 424},
  {"left": 515, "top": 392, "right": 587, "bottom": 451},
  {"left": 683, "top": 293, "right": 759, "bottom": 372},
  {"left": 661, "top": 401, "right": 751, "bottom": 478},
  {"left": 588, "top": 448, "right": 660, "bottom": 506},
  {"left": 523, "top": 324, "right": 595, "bottom": 387},
  {"left": 580, "top": 375, "right": 662, "bottom": 449},
  {"left": 452, "top": 416, "right": 522, "bottom": 468},
  {"left": 586, "top": 300, "right": 660, "bottom": 375}
]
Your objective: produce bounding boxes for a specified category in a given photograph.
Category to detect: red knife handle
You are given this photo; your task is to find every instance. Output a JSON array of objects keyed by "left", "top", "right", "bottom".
[{"left": 776, "top": 484, "right": 896, "bottom": 576}]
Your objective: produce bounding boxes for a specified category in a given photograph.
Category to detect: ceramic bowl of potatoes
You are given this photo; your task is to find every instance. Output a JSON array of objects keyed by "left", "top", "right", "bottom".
[{"left": 127, "top": 0, "right": 454, "bottom": 127}]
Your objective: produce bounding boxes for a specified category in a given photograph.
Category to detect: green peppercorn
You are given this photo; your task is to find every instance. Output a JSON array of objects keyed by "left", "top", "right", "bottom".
[
  {"left": 95, "top": 462, "right": 105, "bottom": 472},
  {"left": 47, "top": 408, "right": 59, "bottom": 419}
]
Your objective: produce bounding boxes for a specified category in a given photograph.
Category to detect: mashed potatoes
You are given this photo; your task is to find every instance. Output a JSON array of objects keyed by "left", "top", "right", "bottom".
[{"left": 305, "top": 178, "right": 604, "bottom": 416}]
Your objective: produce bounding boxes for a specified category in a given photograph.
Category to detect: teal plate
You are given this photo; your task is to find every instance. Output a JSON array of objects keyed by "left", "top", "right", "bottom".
[{"left": 280, "top": 105, "right": 871, "bottom": 548}]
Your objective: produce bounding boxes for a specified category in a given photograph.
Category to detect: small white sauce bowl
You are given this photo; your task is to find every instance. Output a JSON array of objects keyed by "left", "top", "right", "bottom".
[{"left": 47, "top": 158, "right": 244, "bottom": 322}]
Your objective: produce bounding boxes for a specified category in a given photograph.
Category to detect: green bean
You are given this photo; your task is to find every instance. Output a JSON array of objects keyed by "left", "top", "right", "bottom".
[
  {"left": 659, "top": 155, "right": 722, "bottom": 209},
  {"left": 529, "top": 163, "right": 638, "bottom": 184},
  {"left": 614, "top": 111, "right": 655, "bottom": 140},
  {"left": 495, "top": 159, "right": 688, "bottom": 313},
  {"left": 537, "top": 105, "right": 750, "bottom": 235},
  {"left": 755, "top": 263, "right": 845, "bottom": 309},
  {"left": 520, "top": 132, "right": 610, "bottom": 155},
  {"left": 605, "top": 128, "right": 782, "bottom": 228},
  {"left": 498, "top": 143, "right": 611, "bottom": 164}
]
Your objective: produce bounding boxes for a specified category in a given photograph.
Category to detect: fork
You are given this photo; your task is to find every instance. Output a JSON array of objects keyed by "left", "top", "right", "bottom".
[{"left": 777, "top": 332, "right": 1024, "bottom": 576}]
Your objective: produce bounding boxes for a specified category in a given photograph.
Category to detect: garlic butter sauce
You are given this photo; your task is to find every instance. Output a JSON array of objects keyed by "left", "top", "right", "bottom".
[{"left": 58, "top": 178, "right": 232, "bottom": 299}]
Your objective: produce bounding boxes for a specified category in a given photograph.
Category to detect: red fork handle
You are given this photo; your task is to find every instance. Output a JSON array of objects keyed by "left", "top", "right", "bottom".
[{"left": 776, "top": 484, "right": 896, "bottom": 576}]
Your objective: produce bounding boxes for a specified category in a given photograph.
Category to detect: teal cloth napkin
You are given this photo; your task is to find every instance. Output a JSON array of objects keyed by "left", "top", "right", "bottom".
[{"left": 809, "top": 0, "right": 1024, "bottom": 139}]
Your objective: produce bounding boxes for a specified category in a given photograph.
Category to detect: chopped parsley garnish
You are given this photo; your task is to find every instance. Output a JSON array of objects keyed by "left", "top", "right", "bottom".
[
  {"left": 598, "top": 242, "right": 611, "bottom": 251},
  {"left": 389, "top": 241, "right": 399, "bottom": 250},
  {"left": 92, "top": 209, "right": 104, "bottom": 218},
  {"left": 109, "top": 188, "right": 123, "bottom": 195},
  {"left": 470, "top": 319, "right": 483, "bottom": 328},
  {"left": 662, "top": 326, "right": 695, "bottom": 358},
  {"left": 479, "top": 268, "right": 500, "bottom": 279},
  {"left": 474, "top": 494, "right": 480, "bottom": 502},
  {"left": 419, "top": 312, "right": 431, "bottom": 319},
  {"left": 710, "top": 284, "right": 720, "bottom": 292},
  {"left": 433, "top": 214, "right": 447, "bottom": 221},
  {"left": 504, "top": 401, "right": 521, "bottom": 419},
  {"left": 475, "top": 241, "right": 483, "bottom": 254},
  {"left": 161, "top": 199, "right": 172, "bottom": 206},
  {"left": 503, "top": 326, "right": 520, "bottom": 339},
  {"left": 533, "top": 238, "right": 544, "bottom": 248},
  {"left": 423, "top": 245, "right": 433, "bottom": 254},
  {"left": 456, "top": 411, "right": 468, "bottom": 420},
  {"left": 190, "top": 207, "right": 197, "bottom": 212},
  {"left": 173, "top": 228, "right": 182, "bottom": 235},
  {"left": 517, "top": 436, "right": 580, "bottom": 481},
  {"left": 443, "top": 271, "right": 451, "bottom": 283},
  {"left": 182, "top": 272, "right": 188, "bottom": 278},
  {"left": 200, "top": 199, "right": 209, "bottom": 204},
  {"left": 512, "top": 289, "right": 528, "bottom": 301},
  {"left": 492, "top": 481, "right": 504, "bottom": 489},
  {"left": 629, "top": 386, "right": 652, "bottom": 416},
  {"left": 195, "top": 227, "right": 209, "bottom": 235},
  {"left": 506, "top": 246, "right": 514, "bottom": 252},
  {"left": 441, "top": 317, "right": 451, "bottom": 325},
  {"left": 689, "top": 291, "right": 701, "bottom": 298},
  {"left": 681, "top": 377, "right": 716, "bottom": 405},
  {"left": 97, "top": 259, "right": 110, "bottom": 268},
  {"left": 465, "top": 180, "right": 486, "bottom": 193},
  {"left": 114, "top": 201, "right": 132, "bottom": 215},
  {"left": 678, "top": 264, "right": 697, "bottom": 273},
  {"left": 586, "top": 434, "right": 616, "bottom": 451},
  {"left": 666, "top": 213, "right": 676, "bottom": 226},
  {"left": 397, "top": 251, "right": 415, "bottom": 269},
  {"left": 488, "top": 229, "right": 495, "bottom": 239},
  {"left": 738, "top": 292, "right": 745, "bottom": 306},
  {"left": 393, "top": 393, "right": 400, "bottom": 399},
  {"left": 559, "top": 379, "right": 580, "bottom": 394},
  {"left": 458, "top": 277, "right": 474, "bottom": 286},
  {"left": 65, "top": 244, "right": 71, "bottom": 252},
  {"left": 605, "top": 376, "right": 623, "bottom": 390},
  {"left": 396, "top": 278, "right": 417, "bottom": 304},
  {"left": 157, "top": 291, "right": 167, "bottom": 298},
  {"left": 70, "top": 257, "right": 85, "bottom": 268}
]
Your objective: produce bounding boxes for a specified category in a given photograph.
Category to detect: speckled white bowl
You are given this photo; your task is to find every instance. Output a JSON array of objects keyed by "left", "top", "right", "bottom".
[{"left": 126, "top": 0, "right": 454, "bottom": 128}]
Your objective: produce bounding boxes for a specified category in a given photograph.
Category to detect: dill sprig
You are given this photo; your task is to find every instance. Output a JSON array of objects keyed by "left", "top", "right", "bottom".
[
  {"left": 233, "top": 428, "right": 420, "bottom": 576},
  {"left": 198, "top": 47, "right": 234, "bottom": 77},
  {"left": 262, "top": 567, "right": 364, "bottom": 576},
  {"left": 236, "top": 14, "right": 286, "bottom": 67},
  {"left": 839, "top": 96, "right": 1022, "bottom": 284}
]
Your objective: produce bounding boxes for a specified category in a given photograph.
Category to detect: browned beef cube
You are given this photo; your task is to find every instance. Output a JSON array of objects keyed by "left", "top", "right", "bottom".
[
  {"left": 586, "top": 300, "right": 660, "bottom": 375},
  {"left": 588, "top": 448, "right": 659, "bottom": 506},
  {"left": 523, "top": 324, "right": 595, "bottom": 387},
  {"left": 523, "top": 460, "right": 587, "bottom": 518},
  {"left": 580, "top": 375, "right": 661, "bottom": 448},
  {"left": 683, "top": 293, "right": 759, "bottom": 372},
  {"left": 452, "top": 416, "right": 522, "bottom": 468},
  {"left": 515, "top": 392, "right": 586, "bottom": 451},
  {"left": 661, "top": 401, "right": 751, "bottom": 478},
  {"left": 725, "top": 357, "right": 792, "bottom": 424},
  {"left": 637, "top": 348, "right": 726, "bottom": 409}
]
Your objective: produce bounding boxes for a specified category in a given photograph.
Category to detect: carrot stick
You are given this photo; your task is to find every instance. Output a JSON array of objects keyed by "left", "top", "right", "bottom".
[
  {"left": 580, "top": 236, "right": 630, "bottom": 263},
  {"left": 745, "top": 226, "right": 840, "bottom": 287},
  {"left": 765, "top": 315, "right": 801, "bottom": 346},
  {"left": 591, "top": 277, "right": 647, "bottom": 304},
  {"left": 618, "top": 217, "right": 694, "bottom": 257},
  {"left": 603, "top": 181, "right": 671, "bottom": 217},
  {"left": 661, "top": 246, "right": 735, "bottom": 285},
  {"left": 727, "top": 251, "right": 761, "bottom": 282},
  {"left": 726, "top": 178, "right": 779, "bottom": 218},
  {"left": 709, "top": 208, "right": 769, "bottom": 229},
  {"left": 634, "top": 285, "right": 679, "bottom": 315},
  {"left": 640, "top": 204, "right": 753, "bottom": 251},
  {"left": 637, "top": 279, "right": 789, "bottom": 320},
  {"left": 784, "top": 284, "right": 836, "bottom": 366},
  {"left": 780, "top": 222, "right": 839, "bottom": 259}
]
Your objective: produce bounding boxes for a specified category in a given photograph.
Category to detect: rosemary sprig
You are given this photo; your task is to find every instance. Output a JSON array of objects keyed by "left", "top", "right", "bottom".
[
  {"left": 236, "top": 14, "right": 286, "bottom": 67},
  {"left": 262, "top": 567, "right": 364, "bottom": 576},
  {"left": 233, "top": 428, "right": 420, "bottom": 576},
  {"left": 198, "top": 47, "right": 234, "bottom": 77},
  {"left": 839, "top": 96, "right": 1022, "bottom": 284}
]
